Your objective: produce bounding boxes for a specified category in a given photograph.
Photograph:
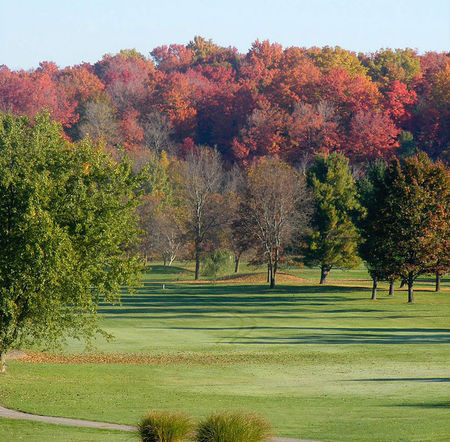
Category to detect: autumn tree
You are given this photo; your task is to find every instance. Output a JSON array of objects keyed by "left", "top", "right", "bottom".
[
  {"left": 237, "top": 158, "right": 311, "bottom": 288},
  {"left": 347, "top": 110, "right": 400, "bottom": 161},
  {"left": 286, "top": 101, "right": 340, "bottom": 162},
  {"left": 304, "top": 153, "right": 362, "bottom": 284},
  {"left": 135, "top": 150, "right": 185, "bottom": 266},
  {"left": 307, "top": 45, "right": 367, "bottom": 77},
  {"left": 141, "top": 111, "right": 176, "bottom": 153},
  {"left": 227, "top": 166, "right": 255, "bottom": 273},
  {"left": 76, "top": 98, "right": 119, "bottom": 146},
  {"left": 363, "top": 48, "right": 421, "bottom": 88},
  {"left": 142, "top": 206, "right": 184, "bottom": 266},
  {"left": 179, "top": 146, "right": 226, "bottom": 280},
  {"left": 380, "top": 154, "right": 449, "bottom": 303},
  {"left": 0, "top": 112, "right": 141, "bottom": 372}
]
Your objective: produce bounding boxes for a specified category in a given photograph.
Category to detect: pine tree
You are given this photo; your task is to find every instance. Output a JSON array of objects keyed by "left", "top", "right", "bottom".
[{"left": 304, "top": 153, "right": 361, "bottom": 284}]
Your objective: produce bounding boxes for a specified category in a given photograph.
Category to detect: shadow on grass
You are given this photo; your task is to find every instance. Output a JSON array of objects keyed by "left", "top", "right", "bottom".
[
  {"left": 148, "top": 264, "right": 192, "bottom": 273},
  {"left": 98, "top": 284, "right": 372, "bottom": 316},
  {"left": 392, "top": 402, "right": 450, "bottom": 408},
  {"left": 227, "top": 328, "right": 450, "bottom": 344},
  {"left": 351, "top": 377, "right": 450, "bottom": 382}
]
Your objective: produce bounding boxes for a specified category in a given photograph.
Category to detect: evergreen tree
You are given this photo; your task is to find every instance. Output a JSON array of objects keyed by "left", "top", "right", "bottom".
[{"left": 304, "top": 153, "right": 361, "bottom": 284}]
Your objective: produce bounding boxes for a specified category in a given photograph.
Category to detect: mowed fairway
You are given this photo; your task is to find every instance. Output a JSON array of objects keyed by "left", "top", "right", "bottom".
[{"left": 1, "top": 265, "right": 449, "bottom": 441}]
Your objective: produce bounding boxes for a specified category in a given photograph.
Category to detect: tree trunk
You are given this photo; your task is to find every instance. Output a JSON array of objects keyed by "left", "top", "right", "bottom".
[
  {"left": 0, "top": 351, "right": 6, "bottom": 374},
  {"left": 400, "top": 279, "right": 406, "bottom": 288},
  {"left": 194, "top": 244, "right": 200, "bottom": 280},
  {"left": 163, "top": 256, "right": 167, "bottom": 266},
  {"left": 407, "top": 272, "right": 414, "bottom": 303},
  {"left": 388, "top": 280, "right": 395, "bottom": 296},
  {"left": 320, "top": 265, "right": 331, "bottom": 284},
  {"left": 234, "top": 255, "right": 240, "bottom": 273},
  {"left": 270, "top": 249, "right": 278, "bottom": 289},
  {"left": 267, "top": 264, "right": 271, "bottom": 283},
  {"left": 371, "top": 277, "right": 377, "bottom": 300},
  {"left": 435, "top": 271, "right": 441, "bottom": 292}
]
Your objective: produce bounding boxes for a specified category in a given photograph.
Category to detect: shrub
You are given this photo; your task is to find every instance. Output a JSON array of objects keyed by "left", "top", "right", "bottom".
[
  {"left": 196, "top": 412, "right": 271, "bottom": 442},
  {"left": 201, "top": 250, "right": 234, "bottom": 280},
  {"left": 138, "top": 410, "right": 194, "bottom": 442}
]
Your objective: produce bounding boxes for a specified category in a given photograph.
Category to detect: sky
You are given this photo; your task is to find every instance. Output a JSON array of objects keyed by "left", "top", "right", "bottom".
[{"left": 1, "top": 0, "right": 449, "bottom": 70}]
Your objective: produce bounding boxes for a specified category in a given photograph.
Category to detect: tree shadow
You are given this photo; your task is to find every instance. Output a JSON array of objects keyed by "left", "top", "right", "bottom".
[
  {"left": 144, "top": 265, "right": 193, "bottom": 275},
  {"left": 98, "top": 284, "right": 373, "bottom": 316},
  {"left": 388, "top": 402, "right": 450, "bottom": 409},
  {"left": 227, "top": 327, "right": 450, "bottom": 344},
  {"left": 350, "top": 377, "right": 450, "bottom": 382}
]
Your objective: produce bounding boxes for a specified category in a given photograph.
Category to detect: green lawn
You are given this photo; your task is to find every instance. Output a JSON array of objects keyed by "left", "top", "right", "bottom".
[
  {"left": 1, "top": 265, "right": 449, "bottom": 441},
  {"left": 0, "top": 418, "right": 131, "bottom": 441}
]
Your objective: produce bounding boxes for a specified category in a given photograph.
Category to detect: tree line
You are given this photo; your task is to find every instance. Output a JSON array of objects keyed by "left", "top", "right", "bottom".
[
  {"left": 0, "top": 111, "right": 448, "bottom": 372},
  {"left": 135, "top": 138, "right": 449, "bottom": 302},
  {"left": 1, "top": 38, "right": 449, "bottom": 166}
]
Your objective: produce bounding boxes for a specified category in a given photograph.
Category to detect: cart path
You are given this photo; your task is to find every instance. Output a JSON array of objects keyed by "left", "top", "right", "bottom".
[{"left": 0, "top": 404, "right": 317, "bottom": 441}]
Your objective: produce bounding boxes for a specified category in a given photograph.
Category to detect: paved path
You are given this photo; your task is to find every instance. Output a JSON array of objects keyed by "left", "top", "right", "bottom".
[
  {"left": 0, "top": 404, "right": 137, "bottom": 431},
  {"left": 0, "top": 403, "right": 318, "bottom": 441}
]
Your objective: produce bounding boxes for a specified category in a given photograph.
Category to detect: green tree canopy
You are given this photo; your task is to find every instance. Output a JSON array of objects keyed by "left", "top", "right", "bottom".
[
  {"left": 0, "top": 112, "right": 142, "bottom": 371},
  {"left": 379, "top": 153, "right": 449, "bottom": 302},
  {"left": 304, "top": 153, "right": 361, "bottom": 284},
  {"left": 357, "top": 159, "right": 397, "bottom": 299}
]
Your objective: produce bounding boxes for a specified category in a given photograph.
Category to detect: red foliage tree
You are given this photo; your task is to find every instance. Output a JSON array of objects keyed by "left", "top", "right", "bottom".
[
  {"left": 347, "top": 110, "right": 400, "bottom": 161},
  {"left": 383, "top": 80, "right": 417, "bottom": 126},
  {"left": 231, "top": 101, "right": 288, "bottom": 164},
  {"left": 286, "top": 101, "right": 341, "bottom": 162}
]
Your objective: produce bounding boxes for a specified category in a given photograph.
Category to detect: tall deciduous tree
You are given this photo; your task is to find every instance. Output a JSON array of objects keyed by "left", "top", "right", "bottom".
[
  {"left": 304, "top": 153, "right": 361, "bottom": 284},
  {"left": 380, "top": 154, "right": 449, "bottom": 303},
  {"left": 357, "top": 160, "right": 398, "bottom": 299},
  {"left": 0, "top": 112, "right": 142, "bottom": 372},
  {"left": 179, "top": 146, "right": 225, "bottom": 280},
  {"left": 237, "top": 158, "right": 311, "bottom": 288}
]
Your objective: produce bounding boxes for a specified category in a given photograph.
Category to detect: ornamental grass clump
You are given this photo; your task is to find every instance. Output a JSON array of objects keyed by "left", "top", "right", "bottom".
[
  {"left": 196, "top": 412, "right": 271, "bottom": 442},
  {"left": 138, "top": 410, "right": 194, "bottom": 442}
]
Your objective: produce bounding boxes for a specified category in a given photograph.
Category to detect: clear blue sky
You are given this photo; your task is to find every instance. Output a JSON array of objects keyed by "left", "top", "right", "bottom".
[{"left": 1, "top": 0, "right": 449, "bottom": 70}]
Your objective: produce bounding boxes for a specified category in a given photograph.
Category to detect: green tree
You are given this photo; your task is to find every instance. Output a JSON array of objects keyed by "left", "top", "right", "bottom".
[
  {"left": 201, "top": 249, "right": 234, "bottom": 281},
  {"left": 304, "top": 153, "right": 361, "bottom": 284},
  {"left": 0, "top": 112, "right": 141, "bottom": 372},
  {"left": 363, "top": 48, "right": 421, "bottom": 88},
  {"left": 381, "top": 154, "right": 449, "bottom": 303},
  {"left": 357, "top": 160, "right": 398, "bottom": 299}
]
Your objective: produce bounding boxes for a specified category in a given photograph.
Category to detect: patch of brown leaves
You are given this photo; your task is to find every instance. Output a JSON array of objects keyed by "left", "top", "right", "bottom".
[{"left": 15, "top": 351, "right": 253, "bottom": 366}]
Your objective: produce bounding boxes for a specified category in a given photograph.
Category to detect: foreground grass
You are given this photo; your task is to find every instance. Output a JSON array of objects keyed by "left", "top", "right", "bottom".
[
  {"left": 0, "top": 265, "right": 449, "bottom": 441},
  {"left": 0, "top": 418, "right": 134, "bottom": 441}
]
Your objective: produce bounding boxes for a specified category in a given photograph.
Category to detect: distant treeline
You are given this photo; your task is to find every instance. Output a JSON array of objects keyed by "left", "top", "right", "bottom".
[
  {"left": 0, "top": 37, "right": 449, "bottom": 164},
  {"left": 135, "top": 146, "right": 448, "bottom": 303},
  {"left": 0, "top": 112, "right": 448, "bottom": 304}
]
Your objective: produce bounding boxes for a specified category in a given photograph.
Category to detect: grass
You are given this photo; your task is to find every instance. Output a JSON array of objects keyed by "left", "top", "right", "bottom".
[
  {"left": 0, "top": 418, "right": 134, "bottom": 441},
  {"left": 138, "top": 410, "right": 194, "bottom": 442},
  {"left": 0, "top": 264, "right": 449, "bottom": 441},
  {"left": 196, "top": 412, "right": 271, "bottom": 442}
]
